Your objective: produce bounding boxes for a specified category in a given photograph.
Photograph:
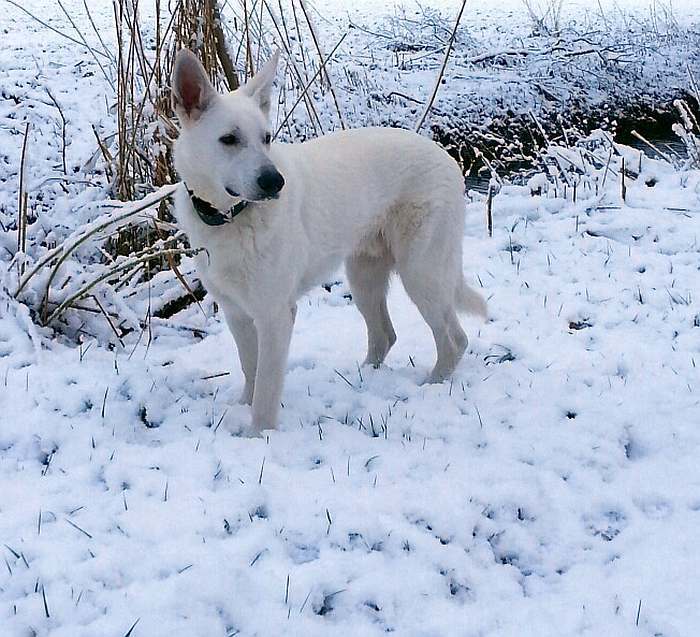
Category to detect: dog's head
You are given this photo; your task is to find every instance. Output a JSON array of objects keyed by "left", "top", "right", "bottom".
[{"left": 172, "top": 49, "right": 284, "bottom": 207}]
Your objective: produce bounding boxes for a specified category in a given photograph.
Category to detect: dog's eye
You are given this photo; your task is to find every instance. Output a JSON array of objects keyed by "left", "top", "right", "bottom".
[
  {"left": 264, "top": 132, "right": 272, "bottom": 145},
  {"left": 219, "top": 133, "right": 239, "bottom": 146}
]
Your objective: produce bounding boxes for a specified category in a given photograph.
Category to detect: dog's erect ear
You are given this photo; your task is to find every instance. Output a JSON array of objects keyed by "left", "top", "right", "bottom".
[
  {"left": 240, "top": 50, "right": 280, "bottom": 116},
  {"left": 172, "top": 49, "right": 217, "bottom": 122}
]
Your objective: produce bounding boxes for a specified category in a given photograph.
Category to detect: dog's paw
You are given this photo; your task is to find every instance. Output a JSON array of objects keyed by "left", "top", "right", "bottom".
[
  {"left": 421, "top": 372, "right": 448, "bottom": 386},
  {"left": 215, "top": 406, "right": 249, "bottom": 436},
  {"left": 239, "top": 425, "right": 266, "bottom": 439},
  {"left": 219, "top": 410, "right": 271, "bottom": 438}
]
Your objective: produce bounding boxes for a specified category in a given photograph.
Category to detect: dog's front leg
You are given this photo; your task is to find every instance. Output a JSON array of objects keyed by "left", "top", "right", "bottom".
[
  {"left": 221, "top": 303, "right": 258, "bottom": 405},
  {"left": 251, "top": 304, "right": 296, "bottom": 432}
]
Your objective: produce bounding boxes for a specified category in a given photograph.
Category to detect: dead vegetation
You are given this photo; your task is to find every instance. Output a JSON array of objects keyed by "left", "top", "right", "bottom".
[
  {"left": 4, "top": 0, "right": 360, "bottom": 341},
  {"left": 2, "top": 0, "right": 698, "bottom": 344}
]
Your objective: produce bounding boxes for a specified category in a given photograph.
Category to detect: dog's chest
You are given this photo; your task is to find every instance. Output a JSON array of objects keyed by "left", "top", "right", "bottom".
[
  {"left": 196, "top": 229, "right": 254, "bottom": 289},
  {"left": 178, "top": 210, "right": 257, "bottom": 297}
]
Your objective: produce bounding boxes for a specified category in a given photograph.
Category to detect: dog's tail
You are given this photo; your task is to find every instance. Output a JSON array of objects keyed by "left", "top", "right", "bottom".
[{"left": 456, "top": 277, "right": 488, "bottom": 320}]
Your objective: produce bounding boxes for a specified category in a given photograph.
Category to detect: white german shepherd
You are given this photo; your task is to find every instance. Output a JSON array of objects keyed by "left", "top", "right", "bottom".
[{"left": 171, "top": 49, "right": 487, "bottom": 434}]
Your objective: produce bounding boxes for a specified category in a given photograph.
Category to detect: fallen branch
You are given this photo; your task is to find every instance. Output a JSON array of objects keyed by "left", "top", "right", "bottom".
[
  {"left": 14, "top": 184, "right": 178, "bottom": 298},
  {"left": 46, "top": 246, "right": 200, "bottom": 325}
]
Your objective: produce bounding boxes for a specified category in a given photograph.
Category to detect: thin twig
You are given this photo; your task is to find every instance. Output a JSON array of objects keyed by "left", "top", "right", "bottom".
[
  {"left": 274, "top": 32, "right": 347, "bottom": 139},
  {"left": 57, "top": 0, "right": 114, "bottom": 90},
  {"left": 2, "top": 0, "right": 110, "bottom": 57},
  {"left": 210, "top": 0, "right": 239, "bottom": 89},
  {"left": 297, "top": 0, "right": 345, "bottom": 129},
  {"left": 415, "top": 0, "right": 468, "bottom": 133},
  {"left": 17, "top": 122, "right": 31, "bottom": 276},
  {"left": 45, "top": 89, "right": 67, "bottom": 175},
  {"left": 486, "top": 185, "right": 493, "bottom": 237},
  {"left": 263, "top": 0, "right": 323, "bottom": 134},
  {"left": 82, "top": 0, "right": 116, "bottom": 63},
  {"left": 92, "top": 295, "right": 126, "bottom": 347}
]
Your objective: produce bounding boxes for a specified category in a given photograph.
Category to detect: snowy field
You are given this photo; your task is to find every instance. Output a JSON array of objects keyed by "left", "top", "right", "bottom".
[{"left": 2, "top": 1, "right": 700, "bottom": 636}]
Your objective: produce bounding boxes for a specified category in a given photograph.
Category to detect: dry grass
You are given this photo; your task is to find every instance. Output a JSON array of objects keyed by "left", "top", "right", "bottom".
[
  {"left": 673, "top": 98, "right": 700, "bottom": 168},
  {"left": 8, "top": 0, "right": 352, "bottom": 336},
  {"left": 13, "top": 1, "right": 693, "bottom": 339},
  {"left": 108, "top": 0, "right": 264, "bottom": 227}
]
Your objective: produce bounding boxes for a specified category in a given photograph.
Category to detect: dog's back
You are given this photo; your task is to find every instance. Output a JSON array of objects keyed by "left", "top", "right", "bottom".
[{"left": 275, "top": 127, "right": 466, "bottom": 259}]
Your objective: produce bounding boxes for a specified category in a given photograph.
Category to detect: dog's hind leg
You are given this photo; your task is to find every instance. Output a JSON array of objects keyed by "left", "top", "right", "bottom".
[
  {"left": 221, "top": 303, "right": 258, "bottom": 405},
  {"left": 401, "top": 272, "right": 467, "bottom": 382},
  {"left": 346, "top": 246, "right": 396, "bottom": 367},
  {"left": 394, "top": 229, "right": 467, "bottom": 382}
]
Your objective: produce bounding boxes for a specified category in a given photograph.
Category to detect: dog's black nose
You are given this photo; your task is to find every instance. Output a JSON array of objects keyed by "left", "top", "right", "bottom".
[{"left": 257, "top": 167, "right": 285, "bottom": 197}]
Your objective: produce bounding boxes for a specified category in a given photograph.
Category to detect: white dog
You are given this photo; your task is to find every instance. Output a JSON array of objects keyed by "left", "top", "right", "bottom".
[{"left": 171, "top": 49, "right": 487, "bottom": 434}]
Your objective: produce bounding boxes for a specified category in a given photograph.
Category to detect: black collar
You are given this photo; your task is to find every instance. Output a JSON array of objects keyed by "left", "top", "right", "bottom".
[{"left": 185, "top": 185, "right": 249, "bottom": 226}]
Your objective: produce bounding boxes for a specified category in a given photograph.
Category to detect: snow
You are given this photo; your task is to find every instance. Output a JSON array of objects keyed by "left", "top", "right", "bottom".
[{"left": 2, "top": 1, "right": 700, "bottom": 636}]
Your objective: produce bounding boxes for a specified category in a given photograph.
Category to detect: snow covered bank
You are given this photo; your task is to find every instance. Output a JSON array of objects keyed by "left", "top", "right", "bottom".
[{"left": 3, "top": 137, "right": 700, "bottom": 635}]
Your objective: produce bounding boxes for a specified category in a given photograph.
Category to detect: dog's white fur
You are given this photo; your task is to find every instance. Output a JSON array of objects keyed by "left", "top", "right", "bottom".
[{"left": 172, "top": 49, "right": 487, "bottom": 434}]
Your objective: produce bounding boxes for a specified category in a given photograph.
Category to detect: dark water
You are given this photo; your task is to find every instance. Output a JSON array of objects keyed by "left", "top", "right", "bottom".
[
  {"left": 463, "top": 135, "right": 687, "bottom": 193},
  {"left": 464, "top": 173, "right": 491, "bottom": 194},
  {"left": 627, "top": 136, "right": 686, "bottom": 161}
]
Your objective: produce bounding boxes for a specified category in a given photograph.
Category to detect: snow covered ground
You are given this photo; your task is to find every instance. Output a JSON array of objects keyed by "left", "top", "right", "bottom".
[{"left": 2, "top": 1, "right": 700, "bottom": 636}]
